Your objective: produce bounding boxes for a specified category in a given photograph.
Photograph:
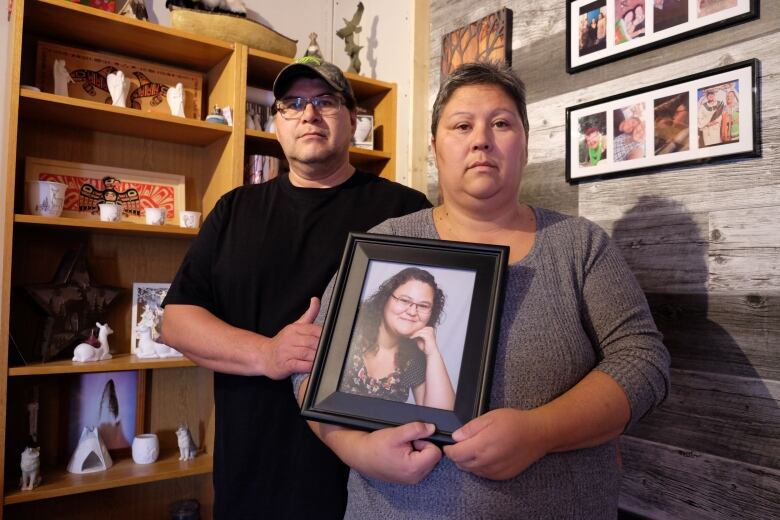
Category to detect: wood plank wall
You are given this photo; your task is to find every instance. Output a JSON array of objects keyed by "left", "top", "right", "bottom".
[{"left": 427, "top": 1, "right": 780, "bottom": 518}]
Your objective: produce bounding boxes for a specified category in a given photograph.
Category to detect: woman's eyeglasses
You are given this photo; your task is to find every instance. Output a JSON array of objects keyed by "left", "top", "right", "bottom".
[
  {"left": 390, "top": 294, "right": 433, "bottom": 316},
  {"left": 274, "top": 94, "right": 344, "bottom": 119}
]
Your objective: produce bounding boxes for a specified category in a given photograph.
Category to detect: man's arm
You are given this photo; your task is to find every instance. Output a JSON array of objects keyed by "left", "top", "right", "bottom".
[{"left": 161, "top": 298, "right": 321, "bottom": 379}]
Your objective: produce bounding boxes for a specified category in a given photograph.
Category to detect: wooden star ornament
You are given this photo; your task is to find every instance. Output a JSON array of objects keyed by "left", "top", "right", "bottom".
[{"left": 24, "top": 247, "right": 123, "bottom": 362}]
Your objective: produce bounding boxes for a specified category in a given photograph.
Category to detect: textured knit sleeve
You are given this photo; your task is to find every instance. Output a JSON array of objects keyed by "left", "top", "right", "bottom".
[{"left": 578, "top": 220, "right": 671, "bottom": 430}]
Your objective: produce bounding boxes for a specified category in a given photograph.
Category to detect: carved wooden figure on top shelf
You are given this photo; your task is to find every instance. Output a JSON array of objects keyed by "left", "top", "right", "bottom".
[{"left": 336, "top": 1, "right": 364, "bottom": 73}]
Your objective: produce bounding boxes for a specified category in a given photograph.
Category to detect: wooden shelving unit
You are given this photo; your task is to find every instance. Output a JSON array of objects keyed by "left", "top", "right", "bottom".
[{"left": 1, "top": 1, "right": 398, "bottom": 517}]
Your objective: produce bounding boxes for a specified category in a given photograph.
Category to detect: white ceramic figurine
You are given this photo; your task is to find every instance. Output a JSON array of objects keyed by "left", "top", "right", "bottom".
[
  {"left": 19, "top": 447, "right": 41, "bottom": 491},
  {"left": 176, "top": 425, "right": 196, "bottom": 461},
  {"left": 107, "top": 70, "right": 132, "bottom": 108},
  {"left": 72, "top": 322, "right": 113, "bottom": 362}
]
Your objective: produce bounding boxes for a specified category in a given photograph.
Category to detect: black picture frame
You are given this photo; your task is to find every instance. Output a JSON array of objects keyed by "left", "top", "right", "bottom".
[
  {"left": 567, "top": 0, "right": 759, "bottom": 74},
  {"left": 301, "top": 233, "right": 508, "bottom": 444},
  {"left": 566, "top": 58, "right": 760, "bottom": 183}
]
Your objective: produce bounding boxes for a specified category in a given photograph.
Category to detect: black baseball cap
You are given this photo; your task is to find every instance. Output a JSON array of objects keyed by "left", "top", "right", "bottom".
[{"left": 272, "top": 56, "right": 356, "bottom": 110}]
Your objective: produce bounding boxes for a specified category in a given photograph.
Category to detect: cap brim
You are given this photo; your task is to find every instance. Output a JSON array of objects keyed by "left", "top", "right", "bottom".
[{"left": 273, "top": 63, "right": 341, "bottom": 99}]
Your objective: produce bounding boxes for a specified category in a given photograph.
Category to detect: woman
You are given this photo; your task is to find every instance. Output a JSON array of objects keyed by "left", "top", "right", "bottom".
[
  {"left": 721, "top": 89, "right": 739, "bottom": 143},
  {"left": 295, "top": 62, "right": 669, "bottom": 518},
  {"left": 340, "top": 267, "right": 455, "bottom": 410}
]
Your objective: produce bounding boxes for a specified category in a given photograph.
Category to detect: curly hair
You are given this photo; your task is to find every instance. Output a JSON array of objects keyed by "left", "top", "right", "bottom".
[{"left": 350, "top": 267, "right": 446, "bottom": 370}]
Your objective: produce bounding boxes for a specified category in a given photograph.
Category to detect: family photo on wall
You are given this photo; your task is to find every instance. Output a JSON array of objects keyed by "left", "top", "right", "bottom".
[
  {"left": 568, "top": 0, "right": 758, "bottom": 72},
  {"left": 566, "top": 59, "right": 758, "bottom": 182}
]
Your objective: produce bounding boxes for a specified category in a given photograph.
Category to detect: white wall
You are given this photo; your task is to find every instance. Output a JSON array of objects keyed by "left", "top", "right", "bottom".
[{"left": 149, "top": 0, "right": 414, "bottom": 185}]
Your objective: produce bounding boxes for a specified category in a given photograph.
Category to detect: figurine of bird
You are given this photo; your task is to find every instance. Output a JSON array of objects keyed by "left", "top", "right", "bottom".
[{"left": 118, "top": 0, "right": 149, "bottom": 20}]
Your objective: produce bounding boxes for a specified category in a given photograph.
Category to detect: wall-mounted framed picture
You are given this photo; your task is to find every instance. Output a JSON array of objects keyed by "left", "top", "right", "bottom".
[
  {"left": 566, "top": 58, "right": 759, "bottom": 183},
  {"left": 567, "top": 0, "right": 759, "bottom": 74},
  {"left": 440, "top": 8, "right": 513, "bottom": 81},
  {"left": 302, "top": 233, "right": 508, "bottom": 444},
  {"left": 25, "top": 157, "right": 185, "bottom": 223},
  {"left": 130, "top": 282, "right": 171, "bottom": 355}
]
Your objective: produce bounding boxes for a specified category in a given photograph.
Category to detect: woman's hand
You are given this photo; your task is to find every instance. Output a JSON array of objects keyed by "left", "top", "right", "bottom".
[
  {"left": 410, "top": 326, "right": 440, "bottom": 356},
  {"left": 443, "top": 408, "right": 550, "bottom": 480},
  {"left": 341, "top": 422, "right": 443, "bottom": 484}
]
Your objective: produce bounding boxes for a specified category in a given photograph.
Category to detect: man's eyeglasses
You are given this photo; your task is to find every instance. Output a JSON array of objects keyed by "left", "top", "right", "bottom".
[
  {"left": 390, "top": 294, "right": 433, "bottom": 316},
  {"left": 274, "top": 94, "right": 344, "bottom": 119}
]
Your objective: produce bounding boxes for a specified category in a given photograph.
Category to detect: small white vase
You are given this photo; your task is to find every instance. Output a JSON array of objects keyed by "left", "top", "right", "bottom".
[{"left": 132, "top": 433, "right": 159, "bottom": 464}]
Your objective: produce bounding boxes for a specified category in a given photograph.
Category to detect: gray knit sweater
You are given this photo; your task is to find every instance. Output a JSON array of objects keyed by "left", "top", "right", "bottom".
[{"left": 296, "top": 207, "right": 670, "bottom": 519}]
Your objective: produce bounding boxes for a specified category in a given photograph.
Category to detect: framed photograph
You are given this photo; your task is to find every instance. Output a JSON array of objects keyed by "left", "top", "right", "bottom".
[
  {"left": 67, "top": 371, "right": 141, "bottom": 456},
  {"left": 353, "top": 114, "right": 374, "bottom": 150},
  {"left": 440, "top": 8, "right": 513, "bottom": 81},
  {"left": 130, "top": 283, "right": 171, "bottom": 354},
  {"left": 566, "top": 59, "right": 759, "bottom": 183},
  {"left": 302, "top": 233, "right": 508, "bottom": 444},
  {"left": 37, "top": 40, "right": 203, "bottom": 118},
  {"left": 25, "top": 157, "right": 186, "bottom": 223},
  {"left": 567, "top": 0, "right": 759, "bottom": 73}
]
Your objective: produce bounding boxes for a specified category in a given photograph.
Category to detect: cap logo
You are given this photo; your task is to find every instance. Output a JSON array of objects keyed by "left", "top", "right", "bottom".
[{"left": 296, "top": 56, "right": 323, "bottom": 66}]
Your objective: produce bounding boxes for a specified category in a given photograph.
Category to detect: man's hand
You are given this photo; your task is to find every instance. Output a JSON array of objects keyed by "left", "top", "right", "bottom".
[
  {"left": 349, "top": 422, "right": 442, "bottom": 484},
  {"left": 262, "top": 297, "right": 321, "bottom": 379},
  {"left": 443, "top": 408, "right": 549, "bottom": 480}
]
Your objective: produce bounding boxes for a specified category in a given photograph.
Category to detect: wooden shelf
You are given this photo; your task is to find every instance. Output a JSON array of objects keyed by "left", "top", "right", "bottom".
[
  {"left": 8, "top": 353, "right": 196, "bottom": 376},
  {"left": 19, "top": 90, "right": 231, "bottom": 146},
  {"left": 14, "top": 214, "right": 200, "bottom": 238},
  {"left": 4, "top": 452, "right": 212, "bottom": 505},
  {"left": 24, "top": 0, "right": 233, "bottom": 72}
]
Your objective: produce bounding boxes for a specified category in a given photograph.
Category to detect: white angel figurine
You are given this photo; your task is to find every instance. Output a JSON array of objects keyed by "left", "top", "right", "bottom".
[
  {"left": 166, "top": 83, "right": 185, "bottom": 117},
  {"left": 53, "top": 59, "right": 74, "bottom": 97},
  {"left": 106, "top": 70, "right": 131, "bottom": 108}
]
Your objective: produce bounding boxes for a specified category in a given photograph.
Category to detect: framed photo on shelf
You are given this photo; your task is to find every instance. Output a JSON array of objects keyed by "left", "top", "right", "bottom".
[
  {"left": 67, "top": 370, "right": 142, "bottom": 455},
  {"left": 25, "top": 157, "right": 186, "bottom": 223},
  {"left": 567, "top": 0, "right": 759, "bottom": 73},
  {"left": 301, "top": 233, "right": 508, "bottom": 444},
  {"left": 566, "top": 59, "right": 759, "bottom": 183},
  {"left": 130, "top": 283, "right": 171, "bottom": 354}
]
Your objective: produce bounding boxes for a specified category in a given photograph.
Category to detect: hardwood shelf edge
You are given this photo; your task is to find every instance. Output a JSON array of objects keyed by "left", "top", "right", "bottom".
[
  {"left": 9, "top": 353, "right": 197, "bottom": 376},
  {"left": 14, "top": 214, "right": 200, "bottom": 237},
  {"left": 3, "top": 453, "right": 212, "bottom": 505},
  {"left": 19, "top": 91, "right": 232, "bottom": 146}
]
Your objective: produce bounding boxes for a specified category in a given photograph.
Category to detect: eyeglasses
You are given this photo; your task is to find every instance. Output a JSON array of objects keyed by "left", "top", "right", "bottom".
[
  {"left": 390, "top": 294, "right": 433, "bottom": 316},
  {"left": 274, "top": 94, "right": 344, "bottom": 119}
]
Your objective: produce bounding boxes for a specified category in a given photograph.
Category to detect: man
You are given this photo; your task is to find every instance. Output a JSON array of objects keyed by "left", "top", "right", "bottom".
[
  {"left": 583, "top": 125, "right": 607, "bottom": 166},
  {"left": 698, "top": 88, "right": 724, "bottom": 147},
  {"left": 161, "top": 57, "right": 430, "bottom": 519}
]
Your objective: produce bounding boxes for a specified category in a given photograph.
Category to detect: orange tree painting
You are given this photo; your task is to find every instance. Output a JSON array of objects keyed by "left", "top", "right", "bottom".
[{"left": 441, "top": 9, "right": 512, "bottom": 80}]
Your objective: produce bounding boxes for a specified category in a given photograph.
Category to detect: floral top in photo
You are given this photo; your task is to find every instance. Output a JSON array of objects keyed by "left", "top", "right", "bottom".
[{"left": 339, "top": 349, "right": 426, "bottom": 403}]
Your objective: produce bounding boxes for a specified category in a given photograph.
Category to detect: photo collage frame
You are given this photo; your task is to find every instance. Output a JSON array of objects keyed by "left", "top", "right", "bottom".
[{"left": 566, "top": 59, "right": 758, "bottom": 183}]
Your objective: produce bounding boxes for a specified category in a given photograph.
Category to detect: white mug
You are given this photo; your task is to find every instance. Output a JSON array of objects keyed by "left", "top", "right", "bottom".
[
  {"left": 179, "top": 210, "right": 202, "bottom": 229},
  {"left": 26, "top": 180, "right": 67, "bottom": 217},
  {"left": 131, "top": 433, "right": 160, "bottom": 464},
  {"left": 98, "top": 203, "right": 122, "bottom": 222},
  {"left": 145, "top": 207, "right": 166, "bottom": 225}
]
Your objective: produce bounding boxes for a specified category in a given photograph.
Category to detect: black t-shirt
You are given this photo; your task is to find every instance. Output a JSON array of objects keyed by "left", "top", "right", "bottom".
[{"left": 163, "top": 170, "right": 431, "bottom": 519}]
